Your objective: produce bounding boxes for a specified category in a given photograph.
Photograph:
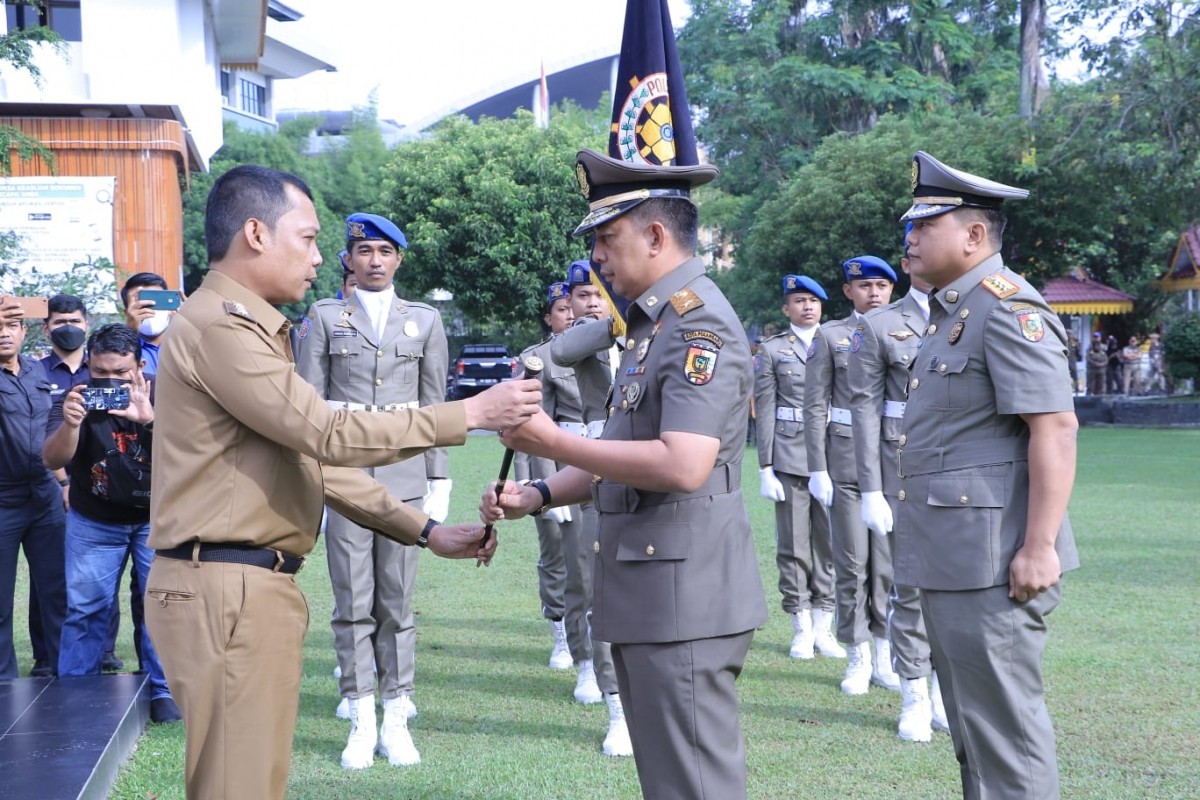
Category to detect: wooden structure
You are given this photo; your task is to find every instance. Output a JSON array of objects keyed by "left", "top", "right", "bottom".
[
  {"left": 1042, "top": 268, "right": 1135, "bottom": 316},
  {"left": 0, "top": 117, "right": 189, "bottom": 289},
  {"left": 1158, "top": 227, "right": 1200, "bottom": 293}
]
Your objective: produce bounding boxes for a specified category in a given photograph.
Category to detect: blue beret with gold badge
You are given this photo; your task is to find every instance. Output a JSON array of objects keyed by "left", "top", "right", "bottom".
[
  {"left": 842, "top": 256, "right": 897, "bottom": 283},
  {"left": 567, "top": 259, "right": 591, "bottom": 288},
  {"left": 547, "top": 281, "right": 569, "bottom": 305},
  {"left": 345, "top": 212, "right": 408, "bottom": 249},
  {"left": 783, "top": 274, "right": 827, "bottom": 300}
]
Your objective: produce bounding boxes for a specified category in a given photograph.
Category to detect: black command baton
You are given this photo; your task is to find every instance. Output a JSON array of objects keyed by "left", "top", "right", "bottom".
[{"left": 480, "top": 355, "right": 544, "bottom": 553}]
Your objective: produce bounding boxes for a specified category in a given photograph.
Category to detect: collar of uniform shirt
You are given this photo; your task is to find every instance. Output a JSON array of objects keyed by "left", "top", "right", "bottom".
[
  {"left": 909, "top": 288, "right": 931, "bottom": 321},
  {"left": 789, "top": 323, "right": 818, "bottom": 350},
  {"left": 355, "top": 284, "right": 395, "bottom": 341}
]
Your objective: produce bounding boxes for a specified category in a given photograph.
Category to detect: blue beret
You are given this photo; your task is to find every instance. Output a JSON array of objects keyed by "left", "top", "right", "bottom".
[
  {"left": 547, "top": 281, "right": 569, "bottom": 305},
  {"left": 345, "top": 212, "right": 407, "bottom": 249},
  {"left": 843, "top": 255, "right": 896, "bottom": 283},
  {"left": 567, "top": 259, "right": 591, "bottom": 287},
  {"left": 337, "top": 250, "right": 351, "bottom": 275},
  {"left": 783, "top": 274, "right": 827, "bottom": 300}
]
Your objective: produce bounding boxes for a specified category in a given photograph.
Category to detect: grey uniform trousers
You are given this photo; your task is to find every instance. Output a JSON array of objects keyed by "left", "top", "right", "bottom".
[
  {"left": 774, "top": 470, "right": 835, "bottom": 613},
  {"left": 830, "top": 480, "right": 891, "bottom": 644}
]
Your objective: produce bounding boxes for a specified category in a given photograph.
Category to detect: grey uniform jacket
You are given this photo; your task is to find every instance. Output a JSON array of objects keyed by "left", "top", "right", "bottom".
[
  {"left": 590, "top": 257, "right": 767, "bottom": 644},
  {"left": 515, "top": 337, "right": 583, "bottom": 482},
  {"left": 754, "top": 330, "right": 812, "bottom": 475},
  {"left": 550, "top": 316, "right": 615, "bottom": 425},
  {"left": 803, "top": 316, "right": 859, "bottom": 485},
  {"left": 848, "top": 294, "right": 925, "bottom": 495},
  {"left": 894, "top": 254, "right": 1080, "bottom": 591},
  {"left": 296, "top": 293, "right": 449, "bottom": 502}
]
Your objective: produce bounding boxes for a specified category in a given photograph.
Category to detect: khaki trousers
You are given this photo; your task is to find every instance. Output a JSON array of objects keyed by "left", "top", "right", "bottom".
[
  {"left": 773, "top": 471, "right": 835, "bottom": 613},
  {"left": 145, "top": 556, "right": 309, "bottom": 800}
]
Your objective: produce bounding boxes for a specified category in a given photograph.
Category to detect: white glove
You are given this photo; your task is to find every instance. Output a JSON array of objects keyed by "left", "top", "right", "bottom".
[
  {"left": 548, "top": 505, "right": 573, "bottom": 524},
  {"left": 861, "top": 490, "right": 894, "bottom": 535},
  {"left": 807, "top": 470, "right": 834, "bottom": 507},
  {"left": 422, "top": 478, "right": 453, "bottom": 523},
  {"left": 759, "top": 467, "right": 786, "bottom": 502}
]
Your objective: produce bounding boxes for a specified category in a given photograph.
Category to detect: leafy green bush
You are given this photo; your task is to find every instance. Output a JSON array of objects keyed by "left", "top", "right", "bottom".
[{"left": 1163, "top": 313, "right": 1200, "bottom": 382}]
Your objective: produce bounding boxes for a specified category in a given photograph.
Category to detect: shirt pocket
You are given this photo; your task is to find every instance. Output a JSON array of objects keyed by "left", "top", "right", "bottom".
[
  {"left": 924, "top": 353, "right": 970, "bottom": 410},
  {"left": 328, "top": 337, "right": 363, "bottom": 385},
  {"left": 392, "top": 341, "right": 425, "bottom": 386},
  {"left": 615, "top": 521, "right": 691, "bottom": 562}
]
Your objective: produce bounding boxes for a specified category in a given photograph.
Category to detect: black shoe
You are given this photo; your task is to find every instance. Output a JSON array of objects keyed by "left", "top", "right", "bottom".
[
  {"left": 29, "top": 660, "right": 54, "bottom": 678},
  {"left": 101, "top": 652, "right": 125, "bottom": 672},
  {"left": 150, "top": 697, "right": 183, "bottom": 724}
]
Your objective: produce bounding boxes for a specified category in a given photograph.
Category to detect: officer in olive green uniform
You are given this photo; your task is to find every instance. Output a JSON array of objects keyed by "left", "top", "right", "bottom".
[
  {"left": 804, "top": 256, "right": 898, "bottom": 694},
  {"left": 755, "top": 276, "right": 842, "bottom": 660},
  {"left": 296, "top": 212, "right": 449, "bottom": 768},
  {"left": 895, "top": 152, "right": 1080, "bottom": 799},
  {"left": 486, "top": 149, "right": 767, "bottom": 799}
]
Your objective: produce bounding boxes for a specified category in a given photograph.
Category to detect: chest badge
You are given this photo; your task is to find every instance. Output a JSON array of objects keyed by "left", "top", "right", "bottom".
[
  {"left": 636, "top": 337, "right": 651, "bottom": 363},
  {"left": 948, "top": 321, "right": 965, "bottom": 345},
  {"left": 626, "top": 381, "right": 641, "bottom": 404},
  {"left": 403, "top": 320, "right": 419, "bottom": 337}
]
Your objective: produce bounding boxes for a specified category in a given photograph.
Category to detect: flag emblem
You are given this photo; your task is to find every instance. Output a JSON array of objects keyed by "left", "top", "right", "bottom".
[{"left": 616, "top": 73, "right": 676, "bottom": 164}]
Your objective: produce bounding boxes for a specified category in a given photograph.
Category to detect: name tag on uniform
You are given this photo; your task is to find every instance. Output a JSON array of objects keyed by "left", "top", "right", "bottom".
[{"left": 332, "top": 329, "right": 358, "bottom": 338}]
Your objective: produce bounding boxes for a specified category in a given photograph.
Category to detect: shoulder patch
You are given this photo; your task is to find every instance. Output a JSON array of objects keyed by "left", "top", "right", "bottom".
[
  {"left": 682, "top": 329, "right": 725, "bottom": 350},
  {"left": 297, "top": 317, "right": 311, "bottom": 340},
  {"left": 1015, "top": 308, "right": 1045, "bottom": 342},
  {"left": 223, "top": 301, "right": 256, "bottom": 322},
  {"left": 669, "top": 288, "right": 705, "bottom": 316},
  {"left": 684, "top": 342, "right": 719, "bottom": 385},
  {"left": 981, "top": 272, "right": 1020, "bottom": 299},
  {"left": 849, "top": 330, "right": 863, "bottom": 352},
  {"left": 806, "top": 338, "right": 818, "bottom": 359}
]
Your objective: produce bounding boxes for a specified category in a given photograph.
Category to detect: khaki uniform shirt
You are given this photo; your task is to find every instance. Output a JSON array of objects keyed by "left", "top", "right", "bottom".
[
  {"left": 848, "top": 294, "right": 925, "bottom": 495},
  {"left": 591, "top": 257, "right": 767, "bottom": 644},
  {"left": 803, "top": 315, "right": 860, "bottom": 484},
  {"left": 294, "top": 292, "right": 449, "bottom": 502},
  {"left": 148, "top": 271, "right": 467, "bottom": 556},
  {"left": 754, "top": 329, "right": 813, "bottom": 476},
  {"left": 894, "top": 254, "right": 1080, "bottom": 590}
]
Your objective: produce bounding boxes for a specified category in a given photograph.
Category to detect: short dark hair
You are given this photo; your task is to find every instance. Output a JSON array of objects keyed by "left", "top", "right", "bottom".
[
  {"left": 957, "top": 207, "right": 1007, "bottom": 247},
  {"left": 120, "top": 272, "right": 167, "bottom": 309},
  {"left": 47, "top": 293, "right": 86, "bottom": 321},
  {"left": 87, "top": 323, "right": 142, "bottom": 364},
  {"left": 205, "top": 165, "right": 314, "bottom": 262},
  {"left": 623, "top": 198, "right": 699, "bottom": 252}
]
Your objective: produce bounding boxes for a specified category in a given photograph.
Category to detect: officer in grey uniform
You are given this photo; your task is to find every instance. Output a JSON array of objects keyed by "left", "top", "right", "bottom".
[
  {"left": 484, "top": 149, "right": 767, "bottom": 800},
  {"left": 755, "top": 275, "right": 843, "bottom": 660},
  {"left": 295, "top": 212, "right": 450, "bottom": 769},
  {"left": 804, "top": 256, "right": 899, "bottom": 695},
  {"left": 513, "top": 282, "right": 582, "bottom": 671},
  {"left": 847, "top": 238, "right": 948, "bottom": 742},
  {"left": 894, "top": 151, "right": 1080, "bottom": 798}
]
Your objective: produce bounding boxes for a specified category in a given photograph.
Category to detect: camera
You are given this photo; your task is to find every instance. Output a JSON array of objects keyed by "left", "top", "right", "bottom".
[{"left": 80, "top": 386, "right": 131, "bottom": 411}]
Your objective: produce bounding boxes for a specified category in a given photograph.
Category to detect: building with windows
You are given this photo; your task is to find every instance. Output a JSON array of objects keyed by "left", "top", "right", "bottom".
[{"left": 0, "top": 0, "right": 335, "bottom": 288}]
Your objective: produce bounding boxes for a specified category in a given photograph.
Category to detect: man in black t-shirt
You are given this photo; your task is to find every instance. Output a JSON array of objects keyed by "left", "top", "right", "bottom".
[{"left": 42, "top": 324, "right": 181, "bottom": 723}]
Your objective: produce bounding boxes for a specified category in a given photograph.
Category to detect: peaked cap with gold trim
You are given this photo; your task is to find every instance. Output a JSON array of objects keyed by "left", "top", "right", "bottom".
[
  {"left": 572, "top": 148, "right": 719, "bottom": 237},
  {"left": 900, "top": 151, "right": 1028, "bottom": 221}
]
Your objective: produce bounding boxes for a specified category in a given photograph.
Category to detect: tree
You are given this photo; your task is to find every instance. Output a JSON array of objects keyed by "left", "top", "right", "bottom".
[
  {"left": 0, "top": 18, "right": 62, "bottom": 176},
  {"left": 1162, "top": 312, "right": 1200, "bottom": 384}
]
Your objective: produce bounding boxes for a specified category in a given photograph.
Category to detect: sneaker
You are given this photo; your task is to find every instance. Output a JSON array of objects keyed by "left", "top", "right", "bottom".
[
  {"left": 811, "top": 609, "right": 846, "bottom": 658},
  {"left": 840, "top": 641, "right": 871, "bottom": 695},
  {"left": 898, "top": 677, "right": 933, "bottom": 742},
  {"left": 101, "top": 651, "right": 125, "bottom": 672},
  {"left": 602, "top": 693, "right": 633, "bottom": 757},
  {"left": 930, "top": 671, "right": 951, "bottom": 733},
  {"left": 549, "top": 619, "right": 573, "bottom": 670},
  {"left": 150, "top": 697, "right": 183, "bottom": 724},
  {"left": 378, "top": 695, "right": 420, "bottom": 766},
  {"left": 870, "top": 637, "right": 901, "bottom": 691},
  {"left": 789, "top": 610, "right": 814, "bottom": 659},
  {"left": 341, "top": 695, "right": 378, "bottom": 770},
  {"left": 574, "top": 659, "right": 603, "bottom": 704}
]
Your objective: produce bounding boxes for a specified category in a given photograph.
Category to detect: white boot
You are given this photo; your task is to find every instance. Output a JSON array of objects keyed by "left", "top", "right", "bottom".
[
  {"left": 335, "top": 697, "right": 350, "bottom": 719},
  {"left": 602, "top": 693, "right": 633, "bottom": 757},
  {"left": 378, "top": 695, "right": 421, "bottom": 766},
  {"left": 574, "top": 659, "right": 603, "bottom": 704},
  {"left": 871, "top": 636, "right": 901, "bottom": 691},
  {"left": 340, "top": 695, "right": 378, "bottom": 770},
  {"left": 549, "top": 619, "right": 574, "bottom": 670},
  {"left": 930, "top": 671, "right": 951, "bottom": 733},
  {"left": 811, "top": 609, "right": 846, "bottom": 658},
  {"left": 898, "top": 677, "right": 933, "bottom": 742},
  {"left": 840, "top": 641, "right": 871, "bottom": 695},
  {"left": 789, "top": 610, "right": 814, "bottom": 659}
]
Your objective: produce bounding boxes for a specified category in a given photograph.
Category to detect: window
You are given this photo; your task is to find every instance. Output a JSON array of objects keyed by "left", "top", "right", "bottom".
[
  {"left": 220, "top": 70, "right": 231, "bottom": 105},
  {"left": 5, "top": 1, "right": 82, "bottom": 42},
  {"left": 239, "top": 79, "right": 266, "bottom": 117}
]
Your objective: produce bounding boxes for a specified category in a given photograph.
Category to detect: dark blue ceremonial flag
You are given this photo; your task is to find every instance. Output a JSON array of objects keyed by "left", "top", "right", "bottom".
[{"left": 607, "top": 0, "right": 698, "bottom": 167}]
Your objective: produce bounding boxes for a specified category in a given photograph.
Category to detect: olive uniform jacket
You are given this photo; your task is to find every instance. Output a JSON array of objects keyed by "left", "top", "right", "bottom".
[
  {"left": 803, "top": 315, "right": 860, "bottom": 485},
  {"left": 894, "top": 254, "right": 1080, "bottom": 591},
  {"left": 754, "top": 329, "right": 813, "bottom": 476},
  {"left": 591, "top": 257, "right": 767, "bottom": 644},
  {"left": 295, "top": 292, "right": 448, "bottom": 503}
]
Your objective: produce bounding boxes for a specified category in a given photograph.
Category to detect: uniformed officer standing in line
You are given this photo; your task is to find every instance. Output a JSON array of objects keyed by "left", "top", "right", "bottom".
[
  {"left": 513, "top": 282, "right": 579, "bottom": 671},
  {"left": 846, "top": 235, "right": 949, "bottom": 743},
  {"left": 803, "top": 256, "right": 900, "bottom": 695},
  {"left": 296, "top": 212, "right": 451, "bottom": 770},
  {"left": 144, "top": 165, "right": 542, "bottom": 800},
  {"left": 547, "top": 260, "right": 632, "bottom": 757},
  {"left": 483, "top": 149, "right": 767, "bottom": 800},
  {"left": 893, "top": 151, "right": 1079, "bottom": 798},
  {"left": 755, "top": 276, "right": 845, "bottom": 660}
]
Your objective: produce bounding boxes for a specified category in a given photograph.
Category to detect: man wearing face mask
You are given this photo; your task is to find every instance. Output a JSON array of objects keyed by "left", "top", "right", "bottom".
[
  {"left": 121, "top": 273, "right": 176, "bottom": 380},
  {"left": 43, "top": 323, "right": 182, "bottom": 722}
]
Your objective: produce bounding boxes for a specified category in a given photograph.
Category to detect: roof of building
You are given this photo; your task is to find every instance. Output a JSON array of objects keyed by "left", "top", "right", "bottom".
[
  {"left": 1159, "top": 226, "right": 1200, "bottom": 292},
  {"left": 1042, "top": 269, "right": 1135, "bottom": 315}
]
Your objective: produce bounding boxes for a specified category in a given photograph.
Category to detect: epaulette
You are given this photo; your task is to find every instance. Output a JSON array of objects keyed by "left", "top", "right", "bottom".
[
  {"left": 223, "top": 301, "right": 256, "bottom": 322},
  {"left": 669, "top": 288, "right": 705, "bottom": 316},
  {"left": 980, "top": 272, "right": 1020, "bottom": 299}
]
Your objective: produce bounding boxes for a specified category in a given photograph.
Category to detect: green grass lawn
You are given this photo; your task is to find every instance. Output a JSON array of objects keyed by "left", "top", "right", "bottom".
[{"left": 15, "top": 428, "right": 1198, "bottom": 799}]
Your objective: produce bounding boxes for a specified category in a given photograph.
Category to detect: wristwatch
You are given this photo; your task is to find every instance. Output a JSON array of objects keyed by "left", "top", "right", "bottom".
[
  {"left": 415, "top": 517, "right": 436, "bottom": 549},
  {"left": 529, "top": 479, "right": 552, "bottom": 516}
]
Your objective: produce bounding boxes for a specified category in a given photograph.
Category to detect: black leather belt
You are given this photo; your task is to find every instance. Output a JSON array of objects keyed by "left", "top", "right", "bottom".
[{"left": 156, "top": 542, "right": 305, "bottom": 574}]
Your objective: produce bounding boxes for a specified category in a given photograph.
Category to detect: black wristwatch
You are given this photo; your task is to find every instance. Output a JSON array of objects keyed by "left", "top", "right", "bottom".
[
  {"left": 529, "top": 479, "right": 552, "bottom": 516},
  {"left": 415, "top": 517, "right": 436, "bottom": 549}
]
